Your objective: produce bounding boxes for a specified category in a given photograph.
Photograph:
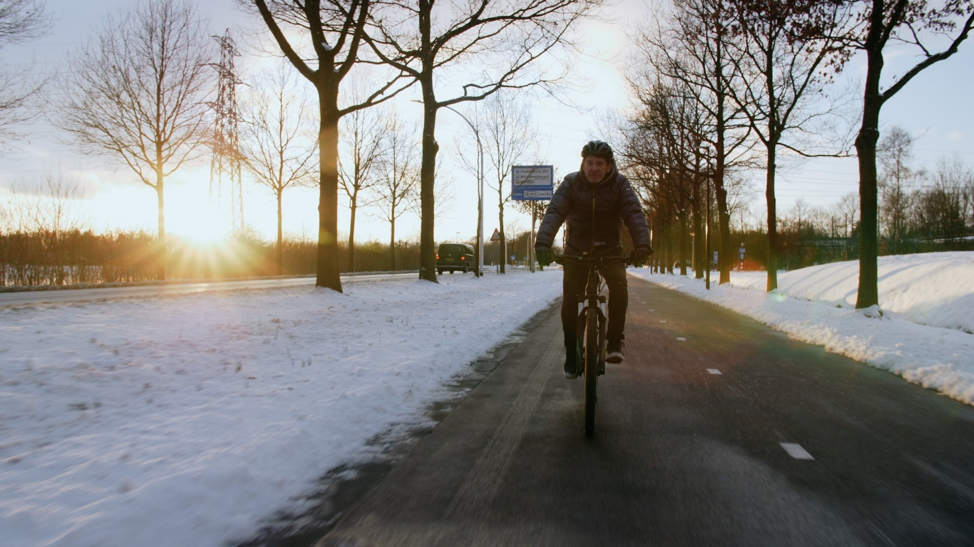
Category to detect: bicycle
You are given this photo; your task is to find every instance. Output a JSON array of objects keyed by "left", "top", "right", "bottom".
[{"left": 554, "top": 253, "right": 627, "bottom": 437}]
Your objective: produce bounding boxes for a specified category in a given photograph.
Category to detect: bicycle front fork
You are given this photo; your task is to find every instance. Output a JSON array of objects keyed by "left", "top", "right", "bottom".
[{"left": 577, "top": 297, "right": 608, "bottom": 375}]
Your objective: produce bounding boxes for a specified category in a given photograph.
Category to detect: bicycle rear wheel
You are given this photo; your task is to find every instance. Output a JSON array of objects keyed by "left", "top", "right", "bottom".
[{"left": 583, "top": 307, "right": 599, "bottom": 437}]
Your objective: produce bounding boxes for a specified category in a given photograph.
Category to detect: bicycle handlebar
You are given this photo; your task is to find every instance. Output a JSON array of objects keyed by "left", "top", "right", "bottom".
[{"left": 553, "top": 254, "right": 630, "bottom": 266}]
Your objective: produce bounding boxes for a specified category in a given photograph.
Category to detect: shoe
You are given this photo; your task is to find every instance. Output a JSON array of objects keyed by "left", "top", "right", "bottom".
[
  {"left": 606, "top": 339, "right": 624, "bottom": 364},
  {"left": 564, "top": 353, "right": 580, "bottom": 379},
  {"left": 563, "top": 334, "right": 580, "bottom": 379},
  {"left": 563, "top": 343, "right": 581, "bottom": 378}
]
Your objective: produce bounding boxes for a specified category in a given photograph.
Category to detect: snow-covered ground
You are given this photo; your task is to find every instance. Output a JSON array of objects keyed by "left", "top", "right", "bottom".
[
  {"left": 2, "top": 252, "right": 972, "bottom": 547},
  {"left": 630, "top": 251, "right": 974, "bottom": 405},
  {"left": 0, "top": 271, "right": 562, "bottom": 547}
]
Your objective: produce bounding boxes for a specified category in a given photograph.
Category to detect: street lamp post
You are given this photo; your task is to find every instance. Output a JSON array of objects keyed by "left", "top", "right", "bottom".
[{"left": 443, "top": 105, "right": 484, "bottom": 277}]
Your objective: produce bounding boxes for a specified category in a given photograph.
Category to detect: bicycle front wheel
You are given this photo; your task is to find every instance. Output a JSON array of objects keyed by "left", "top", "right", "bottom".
[{"left": 584, "top": 307, "right": 599, "bottom": 437}]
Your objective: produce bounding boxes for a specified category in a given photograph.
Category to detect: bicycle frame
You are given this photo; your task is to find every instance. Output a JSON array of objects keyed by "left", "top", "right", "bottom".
[
  {"left": 556, "top": 254, "right": 625, "bottom": 436},
  {"left": 579, "top": 261, "right": 608, "bottom": 374}
]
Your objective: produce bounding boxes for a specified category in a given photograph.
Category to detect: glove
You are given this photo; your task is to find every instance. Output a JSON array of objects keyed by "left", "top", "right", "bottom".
[
  {"left": 629, "top": 246, "right": 652, "bottom": 266},
  {"left": 535, "top": 245, "right": 553, "bottom": 266}
]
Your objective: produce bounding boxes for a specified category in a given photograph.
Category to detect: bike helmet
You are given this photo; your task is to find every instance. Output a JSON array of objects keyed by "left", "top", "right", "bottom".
[{"left": 581, "top": 140, "right": 614, "bottom": 163}]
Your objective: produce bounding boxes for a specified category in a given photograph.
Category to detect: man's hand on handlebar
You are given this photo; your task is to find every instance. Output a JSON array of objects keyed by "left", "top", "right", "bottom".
[
  {"left": 535, "top": 245, "right": 553, "bottom": 266},
  {"left": 629, "top": 246, "right": 652, "bottom": 266}
]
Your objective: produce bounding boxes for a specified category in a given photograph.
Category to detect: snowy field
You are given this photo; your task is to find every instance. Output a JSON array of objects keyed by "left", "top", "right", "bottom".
[
  {"left": 2, "top": 251, "right": 973, "bottom": 547},
  {"left": 0, "top": 271, "right": 562, "bottom": 547}
]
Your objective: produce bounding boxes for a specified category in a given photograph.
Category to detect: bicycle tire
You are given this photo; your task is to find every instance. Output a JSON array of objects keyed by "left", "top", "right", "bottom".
[{"left": 584, "top": 307, "right": 599, "bottom": 437}]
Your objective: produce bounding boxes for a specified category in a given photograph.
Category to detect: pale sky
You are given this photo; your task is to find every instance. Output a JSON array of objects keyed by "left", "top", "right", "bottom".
[{"left": 1, "top": 0, "right": 971, "bottom": 246}]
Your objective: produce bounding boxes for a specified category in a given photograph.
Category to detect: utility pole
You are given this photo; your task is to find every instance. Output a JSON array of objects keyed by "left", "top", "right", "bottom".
[{"left": 210, "top": 29, "right": 243, "bottom": 233}]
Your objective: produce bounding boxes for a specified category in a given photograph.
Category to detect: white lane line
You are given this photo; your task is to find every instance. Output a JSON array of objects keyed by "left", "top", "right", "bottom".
[
  {"left": 780, "top": 443, "right": 814, "bottom": 460},
  {"left": 677, "top": 337, "right": 686, "bottom": 341},
  {"left": 707, "top": 368, "right": 722, "bottom": 375},
  {"left": 660, "top": 320, "right": 667, "bottom": 323}
]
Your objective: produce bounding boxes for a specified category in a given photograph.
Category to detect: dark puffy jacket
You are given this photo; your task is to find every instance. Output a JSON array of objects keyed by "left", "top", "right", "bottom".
[{"left": 535, "top": 169, "right": 651, "bottom": 256}]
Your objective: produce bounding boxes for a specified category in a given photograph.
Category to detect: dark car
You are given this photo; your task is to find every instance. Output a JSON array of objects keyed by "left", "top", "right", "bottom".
[{"left": 437, "top": 243, "right": 475, "bottom": 274}]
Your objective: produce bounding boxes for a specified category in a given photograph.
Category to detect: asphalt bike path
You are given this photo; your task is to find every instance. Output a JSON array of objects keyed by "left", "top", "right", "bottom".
[{"left": 315, "top": 275, "right": 974, "bottom": 546}]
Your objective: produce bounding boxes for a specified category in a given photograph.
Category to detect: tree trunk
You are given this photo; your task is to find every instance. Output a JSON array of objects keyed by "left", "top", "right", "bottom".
[
  {"left": 855, "top": 29, "right": 885, "bottom": 309},
  {"left": 316, "top": 90, "right": 342, "bottom": 292},
  {"left": 713, "top": 87, "right": 732, "bottom": 284},
  {"left": 766, "top": 142, "right": 778, "bottom": 291},
  {"left": 155, "top": 168, "right": 166, "bottom": 281},
  {"left": 348, "top": 191, "right": 358, "bottom": 272},
  {"left": 418, "top": 74, "right": 438, "bottom": 282},
  {"left": 276, "top": 189, "right": 284, "bottom": 276},
  {"left": 668, "top": 217, "right": 674, "bottom": 273},
  {"left": 677, "top": 210, "right": 690, "bottom": 275},
  {"left": 390, "top": 216, "right": 397, "bottom": 271},
  {"left": 856, "top": 110, "right": 881, "bottom": 308},
  {"left": 692, "top": 175, "right": 703, "bottom": 279},
  {"left": 713, "top": 143, "right": 732, "bottom": 284},
  {"left": 499, "top": 197, "right": 506, "bottom": 274}
]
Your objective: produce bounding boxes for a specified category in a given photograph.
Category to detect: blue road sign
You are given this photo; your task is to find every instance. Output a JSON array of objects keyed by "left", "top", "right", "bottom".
[{"left": 511, "top": 165, "right": 553, "bottom": 201}]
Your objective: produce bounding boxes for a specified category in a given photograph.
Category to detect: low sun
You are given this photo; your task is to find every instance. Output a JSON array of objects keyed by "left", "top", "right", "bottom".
[{"left": 167, "top": 199, "right": 233, "bottom": 244}]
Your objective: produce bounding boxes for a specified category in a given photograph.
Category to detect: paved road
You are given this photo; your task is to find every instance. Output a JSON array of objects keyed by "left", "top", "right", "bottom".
[
  {"left": 312, "top": 275, "right": 974, "bottom": 547},
  {"left": 0, "top": 272, "right": 415, "bottom": 306}
]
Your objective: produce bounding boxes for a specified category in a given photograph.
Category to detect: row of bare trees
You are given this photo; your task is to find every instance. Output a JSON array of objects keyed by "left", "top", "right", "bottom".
[
  {"left": 242, "top": 0, "right": 598, "bottom": 292},
  {"left": 874, "top": 128, "right": 974, "bottom": 250},
  {"left": 3, "top": 0, "right": 590, "bottom": 288},
  {"left": 618, "top": 0, "right": 973, "bottom": 308},
  {"left": 0, "top": 0, "right": 311, "bottom": 282},
  {"left": 55, "top": 0, "right": 214, "bottom": 282}
]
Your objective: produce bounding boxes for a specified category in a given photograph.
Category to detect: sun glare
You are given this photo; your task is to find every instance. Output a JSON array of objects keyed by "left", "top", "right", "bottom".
[{"left": 168, "top": 198, "right": 233, "bottom": 244}]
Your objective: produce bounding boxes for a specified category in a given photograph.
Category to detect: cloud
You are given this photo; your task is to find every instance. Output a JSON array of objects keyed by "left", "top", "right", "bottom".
[{"left": 946, "top": 131, "right": 964, "bottom": 141}]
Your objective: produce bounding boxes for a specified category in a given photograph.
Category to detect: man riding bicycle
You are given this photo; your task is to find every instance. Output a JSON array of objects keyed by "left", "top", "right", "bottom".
[{"left": 534, "top": 141, "right": 652, "bottom": 378}]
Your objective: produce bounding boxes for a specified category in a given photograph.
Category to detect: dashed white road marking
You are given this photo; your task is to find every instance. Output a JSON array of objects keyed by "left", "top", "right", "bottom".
[
  {"left": 677, "top": 337, "right": 686, "bottom": 341},
  {"left": 780, "top": 443, "right": 814, "bottom": 460},
  {"left": 707, "top": 368, "right": 722, "bottom": 375},
  {"left": 660, "top": 320, "right": 667, "bottom": 323}
]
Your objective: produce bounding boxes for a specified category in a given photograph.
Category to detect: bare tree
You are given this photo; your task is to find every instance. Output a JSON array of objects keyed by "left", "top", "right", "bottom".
[
  {"left": 917, "top": 154, "right": 973, "bottom": 241},
  {"left": 3, "top": 168, "right": 89, "bottom": 285},
  {"left": 789, "top": 198, "right": 814, "bottom": 242},
  {"left": 0, "top": 0, "right": 51, "bottom": 147},
  {"left": 485, "top": 93, "right": 537, "bottom": 274},
  {"left": 834, "top": 191, "right": 860, "bottom": 238},
  {"left": 619, "top": 69, "right": 714, "bottom": 277},
  {"left": 365, "top": 0, "right": 598, "bottom": 282},
  {"left": 724, "top": 0, "right": 852, "bottom": 291},
  {"left": 877, "top": 126, "right": 918, "bottom": 253},
  {"left": 633, "top": 0, "right": 754, "bottom": 284},
  {"left": 512, "top": 198, "right": 549, "bottom": 269},
  {"left": 372, "top": 112, "right": 419, "bottom": 271},
  {"left": 241, "top": 0, "right": 411, "bottom": 292},
  {"left": 239, "top": 60, "right": 318, "bottom": 275},
  {"left": 339, "top": 86, "right": 386, "bottom": 271},
  {"left": 56, "top": 0, "right": 215, "bottom": 280},
  {"left": 454, "top": 92, "right": 538, "bottom": 274},
  {"left": 840, "top": 0, "right": 974, "bottom": 308}
]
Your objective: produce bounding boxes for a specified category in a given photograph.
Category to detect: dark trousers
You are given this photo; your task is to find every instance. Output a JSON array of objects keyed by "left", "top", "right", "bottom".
[{"left": 561, "top": 260, "right": 628, "bottom": 354}]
